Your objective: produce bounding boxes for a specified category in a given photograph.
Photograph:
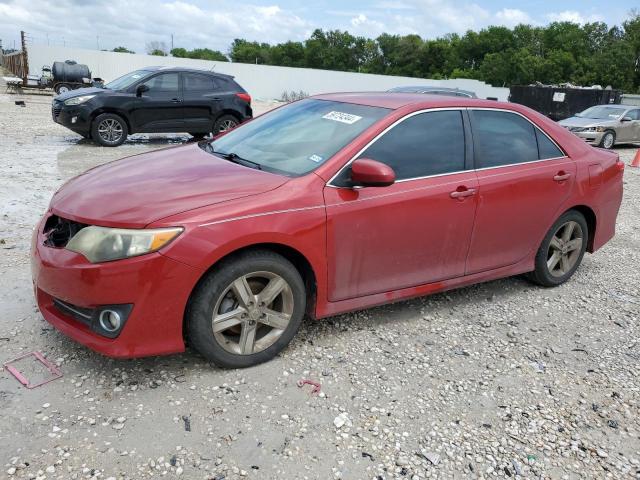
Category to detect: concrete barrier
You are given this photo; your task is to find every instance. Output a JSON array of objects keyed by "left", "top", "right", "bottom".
[{"left": 27, "top": 44, "right": 509, "bottom": 101}]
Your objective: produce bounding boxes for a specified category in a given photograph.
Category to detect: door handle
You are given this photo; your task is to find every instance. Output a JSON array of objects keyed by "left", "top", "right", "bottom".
[
  {"left": 450, "top": 187, "right": 476, "bottom": 199},
  {"left": 553, "top": 172, "right": 571, "bottom": 182},
  {"left": 171, "top": 98, "right": 182, "bottom": 103}
]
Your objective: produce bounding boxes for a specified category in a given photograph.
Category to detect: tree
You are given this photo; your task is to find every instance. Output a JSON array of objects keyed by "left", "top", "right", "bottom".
[
  {"left": 113, "top": 46, "right": 134, "bottom": 54},
  {"left": 146, "top": 41, "right": 168, "bottom": 56},
  {"left": 171, "top": 47, "right": 228, "bottom": 61}
]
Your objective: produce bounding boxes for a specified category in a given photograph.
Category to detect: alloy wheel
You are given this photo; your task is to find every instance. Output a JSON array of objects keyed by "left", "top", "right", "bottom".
[
  {"left": 58, "top": 85, "right": 70, "bottom": 93},
  {"left": 97, "top": 118, "right": 124, "bottom": 144},
  {"left": 602, "top": 132, "right": 614, "bottom": 149},
  {"left": 546, "top": 220, "right": 584, "bottom": 277},
  {"left": 212, "top": 271, "right": 294, "bottom": 355},
  {"left": 218, "top": 119, "right": 237, "bottom": 132}
]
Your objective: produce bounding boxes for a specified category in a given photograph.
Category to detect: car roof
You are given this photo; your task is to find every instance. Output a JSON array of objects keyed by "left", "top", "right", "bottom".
[
  {"left": 312, "top": 92, "right": 503, "bottom": 110},
  {"left": 389, "top": 85, "right": 473, "bottom": 93},
  {"left": 142, "top": 66, "right": 234, "bottom": 79}
]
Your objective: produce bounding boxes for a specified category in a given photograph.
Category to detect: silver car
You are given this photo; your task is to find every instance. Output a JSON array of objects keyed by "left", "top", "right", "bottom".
[
  {"left": 558, "top": 104, "right": 640, "bottom": 149},
  {"left": 387, "top": 85, "right": 477, "bottom": 98}
]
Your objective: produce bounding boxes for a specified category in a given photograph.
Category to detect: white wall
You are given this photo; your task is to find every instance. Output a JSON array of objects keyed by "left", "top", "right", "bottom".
[{"left": 28, "top": 44, "right": 509, "bottom": 101}]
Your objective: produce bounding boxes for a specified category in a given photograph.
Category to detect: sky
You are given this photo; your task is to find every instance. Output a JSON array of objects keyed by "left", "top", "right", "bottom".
[{"left": 0, "top": 0, "right": 634, "bottom": 54}]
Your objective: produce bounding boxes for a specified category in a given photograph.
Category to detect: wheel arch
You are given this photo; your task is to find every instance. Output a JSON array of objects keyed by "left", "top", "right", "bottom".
[
  {"left": 565, "top": 204, "right": 597, "bottom": 252},
  {"left": 214, "top": 109, "right": 243, "bottom": 124},
  {"left": 184, "top": 242, "right": 318, "bottom": 335}
]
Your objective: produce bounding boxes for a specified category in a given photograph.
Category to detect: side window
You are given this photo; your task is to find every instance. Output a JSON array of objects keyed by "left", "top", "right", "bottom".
[
  {"left": 144, "top": 73, "right": 179, "bottom": 93},
  {"left": 536, "top": 129, "right": 564, "bottom": 159},
  {"left": 471, "top": 110, "right": 538, "bottom": 168},
  {"left": 628, "top": 110, "right": 640, "bottom": 120},
  {"left": 183, "top": 73, "right": 215, "bottom": 91},
  {"left": 354, "top": 110, "right": 466, "bottom": 181}
]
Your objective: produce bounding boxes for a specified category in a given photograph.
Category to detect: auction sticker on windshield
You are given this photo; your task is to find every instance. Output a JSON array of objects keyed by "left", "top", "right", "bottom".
[{"left": 322, "top": 111, "right": 363, "bottom": 124}]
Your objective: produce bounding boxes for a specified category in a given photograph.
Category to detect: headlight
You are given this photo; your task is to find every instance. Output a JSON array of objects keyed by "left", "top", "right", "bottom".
[
  {"left": 64, "top": 95, "right": 96, "bottom": 106},
  {"left": 585, "top": 126, "right": 605, "bottom": 132},
  {"left": 66, "top": 226, "right": 183, "bottom": 263}
]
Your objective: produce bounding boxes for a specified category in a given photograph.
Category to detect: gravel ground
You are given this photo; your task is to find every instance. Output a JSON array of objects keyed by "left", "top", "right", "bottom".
[{"left": 1, "top": 73, "right": 639, "bottom": 480}]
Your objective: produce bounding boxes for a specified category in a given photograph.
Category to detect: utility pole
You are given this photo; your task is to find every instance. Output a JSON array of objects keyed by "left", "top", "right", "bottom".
[
  {"left": 96, "top": 35, "right": 99, "bottom": 50},
  {"left": 171, "top": 34, "right": 174, "bottom": 52},
  {"left": 20, "top": 30, "right": 28, "bottom": 84}
]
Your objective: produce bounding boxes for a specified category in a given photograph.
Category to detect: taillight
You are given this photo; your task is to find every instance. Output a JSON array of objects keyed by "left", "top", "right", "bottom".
[
  {"left": 235, "top": 92, "right": 251, "bottom": 104},
  {"left": 616, "top": 160, "right": 625, "bottom": 173}
]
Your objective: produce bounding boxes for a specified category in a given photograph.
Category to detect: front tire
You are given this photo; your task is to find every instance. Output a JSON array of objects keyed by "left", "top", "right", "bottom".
[
  {"left": 186, "top": 250, "right": 306, "bottom": 368},
  {"left": 527, "top": 210, "right": 588, "bottom": 287},
  {"left": 91, "top": 113, "right": 128, "bottom": 147},
  {"left": 599, "top": 130, "right": 615, "bottom": 149}
]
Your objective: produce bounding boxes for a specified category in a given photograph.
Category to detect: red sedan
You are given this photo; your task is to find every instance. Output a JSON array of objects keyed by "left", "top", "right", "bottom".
[{"left": 31, "top": 93, "right": 624, "bottom": 368}]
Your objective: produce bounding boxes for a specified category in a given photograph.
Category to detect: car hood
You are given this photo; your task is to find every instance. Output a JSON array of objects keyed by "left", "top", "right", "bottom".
[
  {"left": 558, "top": 116, "right": 619, "bottom": 128},
  {"left": 54, "top": 86, "right": 109, "bottom": 101},
  {"left": 50, "top": 143, "right": 289, "bottom": 228}
]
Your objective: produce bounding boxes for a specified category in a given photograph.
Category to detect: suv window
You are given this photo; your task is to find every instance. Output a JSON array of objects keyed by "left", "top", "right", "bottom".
[
  {"left": 144, "top": 73, "right": 179, "bottom": 93},
  {"left": 183, "top": 73, "right": 215, "bottom": 91},
  {"left": 349, "top": 110, "right": 466, "bottom": 181},
  {"left": 471, "top": 110, "right": 540, "bottom": 168}
]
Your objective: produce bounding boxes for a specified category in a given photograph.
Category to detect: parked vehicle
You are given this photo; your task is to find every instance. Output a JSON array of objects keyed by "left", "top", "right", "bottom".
[
  {"left": 388, "top": 85, "right": 477, "bottom": 98},
  {"left": 51, "top": 66, "right": 252, "bottom": 146},
  {"left": 10, "top": 60, "right": 102, "bottom": 94},
  {"left": 558, "top": 104, "right": 640, "bottom": 149},
  {"left": 32, "top": 93, "right": 624, "bottom": 368}
]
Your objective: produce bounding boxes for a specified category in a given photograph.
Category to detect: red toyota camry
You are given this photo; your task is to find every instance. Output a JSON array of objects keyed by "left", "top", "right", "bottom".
[{"left": 32, "top": 93, "right": 624, "bottom": 368}]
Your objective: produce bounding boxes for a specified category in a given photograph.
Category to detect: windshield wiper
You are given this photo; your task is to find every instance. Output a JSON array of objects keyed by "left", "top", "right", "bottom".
[{"left": 209, "top": 146, "right": 261, "bottom": 170}]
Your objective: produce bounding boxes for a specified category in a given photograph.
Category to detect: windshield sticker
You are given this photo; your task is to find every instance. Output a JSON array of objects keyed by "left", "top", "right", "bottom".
[
  {"left": 308, "top": 154, "right": 324, "bottom": 163},
  {"left": 322, "top": 111, "right": 362, "bottom": 124}
]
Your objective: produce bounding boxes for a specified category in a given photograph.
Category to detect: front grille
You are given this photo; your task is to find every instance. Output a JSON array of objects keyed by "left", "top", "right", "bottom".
[
  {"left": 43, "top": 215, "right": 87, "bottom": 248},
  {"left": 52, "top": 298, "right": 95, "bottom": 326},
  {"left": 569, "top": 127, "right": 585, "bottom": 132}
]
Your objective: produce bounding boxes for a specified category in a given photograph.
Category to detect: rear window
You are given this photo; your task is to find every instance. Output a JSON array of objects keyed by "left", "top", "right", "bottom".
[{"left": 183, "top": 73, "right": 215, "bottom": 91}]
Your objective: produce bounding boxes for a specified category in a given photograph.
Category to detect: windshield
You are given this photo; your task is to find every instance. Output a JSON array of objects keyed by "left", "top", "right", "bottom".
[
  {"left": 577, "top": 106, "right": 625, "bottom": 120},
  {"left": 105, "top": 70, "right": 152, "bottom": 90},
  {"left": 203, "top": 99, "right": 390, "bottom": 176}
]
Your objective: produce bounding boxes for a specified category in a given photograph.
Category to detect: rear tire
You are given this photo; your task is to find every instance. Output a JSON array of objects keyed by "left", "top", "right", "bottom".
[
  {"left": 526, "top": 210, "right": 588, "bottom": 287},
  {"left": 599, "top": 130, "right": 615, "bottom": 149},
  {"left": 91, "top": 113, "right": 128, "bottom": 147},
  {"left": 213, "top": 115, "right": 239, "bottom": 134},
  {"left": 186, "top": 250, "right": 306, "bottom": 368}
]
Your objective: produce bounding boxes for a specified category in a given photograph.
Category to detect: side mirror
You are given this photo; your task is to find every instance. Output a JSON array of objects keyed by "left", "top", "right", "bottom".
[
  {"left": 621, "top": 116, "right": 632, "bottom": 122},
  {"left": 136, "top": 84, "right": 149, "bottom": 97},
  {"left": 350, "top": 158, "right": 395, "bottom": 187}
]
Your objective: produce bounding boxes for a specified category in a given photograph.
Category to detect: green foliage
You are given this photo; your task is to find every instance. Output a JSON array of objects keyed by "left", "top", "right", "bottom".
[
  {"left": 170, "top": 47, "right": 228, "bottom": 61},
  {"left": 113, "top": 46, "right": 134, "bottom": 54},
  {"left": 193, "top": 12, "right": 640, "bottom": 92},
  {"left": 149, "top": 49, "right": 167, "bottom": 56}
]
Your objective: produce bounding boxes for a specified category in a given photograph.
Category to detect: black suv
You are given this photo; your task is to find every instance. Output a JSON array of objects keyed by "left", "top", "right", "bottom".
[{"left": 52, "top": 67, "right": 252, "bottom": 146}]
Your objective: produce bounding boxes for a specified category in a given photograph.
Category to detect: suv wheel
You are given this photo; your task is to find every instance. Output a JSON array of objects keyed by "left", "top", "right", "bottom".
[
  {"left": 213, "top": 115, "right": 239, "bottom": 134},
  {"left": 91, "top": 113, "right": 128, "bottom": 147}
]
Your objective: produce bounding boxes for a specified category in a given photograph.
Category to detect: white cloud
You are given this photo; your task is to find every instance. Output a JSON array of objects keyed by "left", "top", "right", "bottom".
[
  {"left": 0, "top": 0, "right": 311, "bottom": 53},
  {"left": 546, "top": 10, "right": 604, "bottom": 24},
  {"left": 495, "top": 8, "right": 532, "bottom": 27}
]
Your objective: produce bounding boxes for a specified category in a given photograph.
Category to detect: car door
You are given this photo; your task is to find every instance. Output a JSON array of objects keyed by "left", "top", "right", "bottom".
[
  {"left": 324, "top": 109, "right": 478, "bottom": 302},
  {"left": 619, "top": 108, "right": 640, "bottom": 142},
  {"left": 130, "top": 72, "right": 184, "bottom": 132},
  {"left": 181, "top": 72, "right": 221, "bottom": 133},
  {"left": 465, "top": 109, "right": 576, "bottom": 274}
]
